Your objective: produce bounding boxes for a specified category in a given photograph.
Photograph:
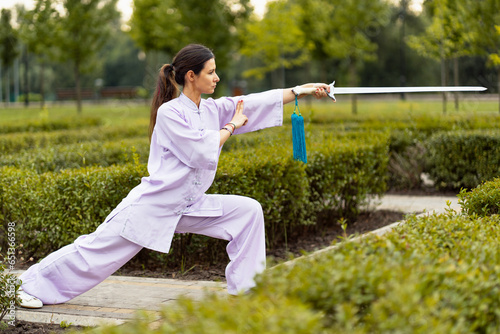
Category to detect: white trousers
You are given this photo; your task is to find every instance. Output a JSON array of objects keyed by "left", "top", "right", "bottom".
[{"left": 20, "top": 195, "right": 266, "bottom": 304}]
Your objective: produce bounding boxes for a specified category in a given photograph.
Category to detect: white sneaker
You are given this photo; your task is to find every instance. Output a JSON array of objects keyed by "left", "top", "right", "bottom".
[{"left": 18, "top": 288, "right": 43, "bottom": 309}]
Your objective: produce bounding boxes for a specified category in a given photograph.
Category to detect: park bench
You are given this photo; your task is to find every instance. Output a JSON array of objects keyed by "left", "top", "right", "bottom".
[
  {"left": 100, "top": 87, "right": 138, "bottom": 99},
  {"left": 56, "top": 87, "right": 138, "bottom": 100},
  {"left": 56, "top": 88, "right": 94, "bottom": 100}
]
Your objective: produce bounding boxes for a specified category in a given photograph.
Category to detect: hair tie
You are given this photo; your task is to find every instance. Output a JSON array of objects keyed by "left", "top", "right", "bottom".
[{"left": 168, "top": 64, "right": 175, "bottom": 72}]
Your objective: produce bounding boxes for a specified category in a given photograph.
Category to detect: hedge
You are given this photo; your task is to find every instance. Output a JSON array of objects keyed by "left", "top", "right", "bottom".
[
  {"left": 0, "top": 164, "right": 146, "bottom": 258},
  {"left": 458, "top": 177, "right": 500, "bottom": 217},
  {"left": 0, "top": 256, "right": 20, "bottom": 326},
  {"left": 425, "top": 130, "right": 500, "bottom": 190},
  {"left": 80, "top": 212, "right": 500, "bottom": 333},
  {"left": 306, "top": 131, "right": 388, "bottom": 221},
  {"left": 0, "top": 137, "right": 150, "bottom": 173},
  {"left": 0, "top": 122, "right": 148, "bottom": 155},
  {"left": 0, "top": 116, "right": 102, "bottom": 134},
  {"left": 260, "top": 213, "right": 500, "bottom": 333},
  {"left": 1, "top": 134, "right": 388, "bottom": 263}
]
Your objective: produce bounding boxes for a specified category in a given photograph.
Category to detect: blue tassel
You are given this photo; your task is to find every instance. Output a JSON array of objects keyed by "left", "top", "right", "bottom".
[{"left": 291, "top": 96, "right": 307, "bottom": 163}]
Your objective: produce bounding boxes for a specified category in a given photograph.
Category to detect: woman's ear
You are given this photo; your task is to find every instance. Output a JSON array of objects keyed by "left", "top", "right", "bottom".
[{"left": 186, "top": 70, "right": 195, "bottom": 82}]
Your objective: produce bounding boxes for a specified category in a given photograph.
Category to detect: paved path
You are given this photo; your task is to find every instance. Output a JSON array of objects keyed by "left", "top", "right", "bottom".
[{"left": 14, "top": 194, "right": 460, "bottom": 327}]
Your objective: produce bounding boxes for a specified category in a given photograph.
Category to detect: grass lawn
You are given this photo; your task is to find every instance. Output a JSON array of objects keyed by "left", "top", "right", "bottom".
[{"left": 0, "top": 95, "right": 497, "bottom": 127}]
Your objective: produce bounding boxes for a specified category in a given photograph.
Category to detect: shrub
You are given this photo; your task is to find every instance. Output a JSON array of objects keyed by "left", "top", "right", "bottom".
[
  {"left": 16, "top": 93, "right": 43, "bottom": 103},
  {"left": 211, "top": 144, "right": 313, "bottom": 248},
  {"left": 306, "top": 131, "right": 389, "bottom": 222},
  {"left": 0, "top": 116, "right": 102, "bottom": 134},
  {"left": 82, "top": 293, "right": 324, "bottom": 334},
  {"left": 80, "top": 212, "right": 500, "bottom": 333},
  {"left": 0, "top": 122, "right": 147, "bottom": 155},
  {"left": 0, "top": 137, "right": 149, "bottom": 173},
  {"left": 0, "top": 164, "right": 146, "bottom": 258},
  {"left": 387, "top": 142, "right": 427, "bottom": 190},
  {"left": 255, "top": 213, "right": 500, "bottom": 332},
  {"left": 425, "top": 130, "right": 500, "bottom": 190},
  {"left": 1, "top": 131, "right": 388, "bottom": 263},
  {"left": 458, "top": 177, "right": 500, "bottom": 217},
  {"left": 0, "top": 253, "right": 20, "bottom": 325}
]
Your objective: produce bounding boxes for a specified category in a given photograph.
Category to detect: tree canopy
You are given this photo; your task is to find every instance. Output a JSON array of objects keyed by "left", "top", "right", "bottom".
[{"left": 0, "top": 0, "right": 497, "bottom": 109}]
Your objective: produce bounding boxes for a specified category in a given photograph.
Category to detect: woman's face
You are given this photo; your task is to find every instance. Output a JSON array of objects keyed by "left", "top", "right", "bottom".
[{"left": 193, "top": 58, "right": 220, "bottom": 94}]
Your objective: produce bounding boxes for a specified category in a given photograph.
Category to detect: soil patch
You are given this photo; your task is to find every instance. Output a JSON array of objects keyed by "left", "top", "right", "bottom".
[{"left": 1, "top": 321, "right": 85, "bottom": 333}]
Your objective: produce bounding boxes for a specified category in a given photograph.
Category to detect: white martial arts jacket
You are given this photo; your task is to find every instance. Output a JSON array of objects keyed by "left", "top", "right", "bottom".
[{"left": 103, "top": 89, "right": 284, "bottom": 253}]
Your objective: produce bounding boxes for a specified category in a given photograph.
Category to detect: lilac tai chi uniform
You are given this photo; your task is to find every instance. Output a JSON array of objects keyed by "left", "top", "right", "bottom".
[{"left": 20, "top": 89, "right": 284, "bottom": 303}]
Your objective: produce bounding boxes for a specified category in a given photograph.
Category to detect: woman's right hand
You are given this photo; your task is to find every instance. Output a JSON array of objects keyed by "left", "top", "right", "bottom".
[{"left": 231, "top": 100, "right": 248, "bottom": 129}]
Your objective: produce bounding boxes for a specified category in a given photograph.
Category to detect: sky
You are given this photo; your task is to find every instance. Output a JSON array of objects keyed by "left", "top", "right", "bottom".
[{"left": 0, "top": 0, "right": 422, "bottom": 20}]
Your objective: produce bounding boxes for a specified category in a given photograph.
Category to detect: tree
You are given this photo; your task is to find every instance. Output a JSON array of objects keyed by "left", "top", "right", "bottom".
[
  {"left": 129, "top": 0, "right": 252, "bottom": 85},
  {"left": 0, "top": 9, "right": 19, "bottom": 106},
  {"left": 240, "top": 0, "right": 313, "bottom": 87},
  {"left": 17, "top": 0, "right": 59, "bottom": 107},
  {"left": 464, "top": 0, "right": 500, "bottom": 113},
  {"left": 407, "top": 0, "right": 470, "bottom": 113},
  {"left": 324, "top": 0, "right": 391, "bottom": 114},
  {"left": 55, "top": 0, "right": 119, "bottom": 113},
  {"left": 129, "top": 0, "right": 183, "bottom": 55},
  {"left": 359, "top": 2, "right": 440, "bottom": 88}
]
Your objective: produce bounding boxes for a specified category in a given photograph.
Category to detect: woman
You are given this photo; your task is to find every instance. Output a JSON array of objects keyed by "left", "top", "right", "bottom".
[{"left": 18, "top": 44, "right": 330, "bottom": 308}]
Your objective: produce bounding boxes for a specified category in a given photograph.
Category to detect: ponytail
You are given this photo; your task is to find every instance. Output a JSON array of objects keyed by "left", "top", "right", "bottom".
[
  {"left": 149, "top": 44, "right": 215, "bottom": 141},
  {"left": 149, "top": 64, "right": 178, "bottom": 140}
]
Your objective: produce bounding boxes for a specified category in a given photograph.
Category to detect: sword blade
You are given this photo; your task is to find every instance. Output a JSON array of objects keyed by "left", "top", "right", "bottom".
[{"left": 334, "top": 86, "right": 487, "bottom": 94}]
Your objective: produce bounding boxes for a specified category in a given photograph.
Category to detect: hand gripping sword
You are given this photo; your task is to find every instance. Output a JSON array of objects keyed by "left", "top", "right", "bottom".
[{"left": 293, "top": 81, "right": 487, "bottom": 101}]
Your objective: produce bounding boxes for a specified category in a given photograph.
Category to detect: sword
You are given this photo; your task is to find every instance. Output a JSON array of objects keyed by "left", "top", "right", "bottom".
[{"left": 294, "top": 81, "right": 487, "bottom": 101}]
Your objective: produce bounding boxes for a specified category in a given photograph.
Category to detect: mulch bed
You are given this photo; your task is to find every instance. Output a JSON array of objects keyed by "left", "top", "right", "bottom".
[
  {"left": 1, "top": 321, "right": 85, "bottom": 333},
  {"left": 4, "top": 209, "right": 406, "bottom": 333}
]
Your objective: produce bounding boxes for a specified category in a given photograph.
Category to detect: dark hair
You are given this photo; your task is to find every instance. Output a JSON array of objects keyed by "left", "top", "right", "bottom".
[{"left": 149, "top": 44, "right": 215, "bottom": 140}]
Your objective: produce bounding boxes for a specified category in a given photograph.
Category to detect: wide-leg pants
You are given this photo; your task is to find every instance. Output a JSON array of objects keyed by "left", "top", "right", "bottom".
[{"left": 19, "top": 195, "right": 266, "bottom": 304}]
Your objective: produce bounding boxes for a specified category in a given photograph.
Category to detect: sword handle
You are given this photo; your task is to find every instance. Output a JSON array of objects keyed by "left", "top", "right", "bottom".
[
  {"left": 292, "top": 86, "right": 317, "bottom": 96},
  {"left": 292, "top": 82, "right": 337, "bottom": 102}
]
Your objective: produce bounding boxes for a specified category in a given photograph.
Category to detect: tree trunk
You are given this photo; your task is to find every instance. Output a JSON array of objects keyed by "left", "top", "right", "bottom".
[
  {"left": 14, "top": 57, "right": 19, "bottom": 103},
  {"left": 40, "top": 62, "right": 45, "bottom": 109},
  {"left": 24, "top": 45, "right": 29, "bottom": 107},
  {"left": 74, "top": 63, "right": 82, "bottom": 114},
  {"left": 453, "top": 57, "right": 459, "bottom": 112},
  {"left": 0, "top": 63, "right": 3, "bottom": 103},
  {"left": 5, "top": 68, "right": 10, "bottom": 107},
  {"left": 349, "top": 60, "right": 358, "bottom": 115},
  {"left": 351, "top": 95, "right": 358, "bottom": 115},
  {"left": 441, "top": 56, "right": 447, "bottom": 115}
]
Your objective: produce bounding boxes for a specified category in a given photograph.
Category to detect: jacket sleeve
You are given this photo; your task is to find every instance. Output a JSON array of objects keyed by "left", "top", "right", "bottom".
[
  {"left": 209, "top": 89, "right": 284, "bottom": 135},
  {"left": 153, "top": 105, "right": 220, "bottom": 170}
]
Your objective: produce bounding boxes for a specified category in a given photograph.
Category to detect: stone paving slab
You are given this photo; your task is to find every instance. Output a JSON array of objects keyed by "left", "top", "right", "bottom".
[
  {"left": 369, "top": 194, "right": 460, "bottom": 214},
  {"left": 13, "top": 271, "right": 226, "bottom": 327},
  {"left": 13, "top": 194, "right": 460, "bottom": 327}
]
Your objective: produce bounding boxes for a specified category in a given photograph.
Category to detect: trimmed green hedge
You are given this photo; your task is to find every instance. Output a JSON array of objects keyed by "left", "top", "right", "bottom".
[
  {"left": 212, "top": 145, "right": 313, "bottom": 247},
  {"left": 1, "top": 134, "right": 388, "bottom": 262},
  {"left": 0, "top": 164, "right": 146, "bottom": 258},
  {"left": 425, "top": 130, "right": 500, "bottom": 190},
  {"left": 0, "top": 122, "right": 148, "bottom": 155},
  {"left": 0, "top": 138, "right": 149, "bottom": 173},
  {"left": 257, "top": 213, "right": 500, "bottom": 333},
  {"left": 0, "top": 116, "right": 102, "bottom": 134},
  {"left": 458, "top": 177, "right": 500, "bottom": 217},
  {"left": 306, "top": 131, "right": 388, "bottom": 221},
  {"left": 80, "top": 211, "right": 500, "bottom": 333}
]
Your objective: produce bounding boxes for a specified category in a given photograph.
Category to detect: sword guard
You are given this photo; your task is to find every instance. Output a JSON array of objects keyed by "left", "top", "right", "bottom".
[{"left": 327, "top": 81, "right": 336, "bottom": 101}]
